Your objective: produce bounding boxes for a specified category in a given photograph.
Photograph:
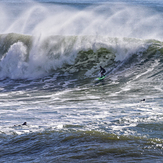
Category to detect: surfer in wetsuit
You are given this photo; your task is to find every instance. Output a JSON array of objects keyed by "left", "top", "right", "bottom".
[{"left": 100, "top": 66, "right": 106, "bottom": 77}]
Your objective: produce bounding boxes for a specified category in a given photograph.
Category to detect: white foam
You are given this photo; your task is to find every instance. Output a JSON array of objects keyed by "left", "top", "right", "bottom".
[{"left": 0, "top": 42, "right": 28, "bottom": 79}]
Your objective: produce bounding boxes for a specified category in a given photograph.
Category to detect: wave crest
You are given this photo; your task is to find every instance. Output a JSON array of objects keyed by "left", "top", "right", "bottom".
[{"left": 0, "top": 33, "right": 162, "bottom": 80}]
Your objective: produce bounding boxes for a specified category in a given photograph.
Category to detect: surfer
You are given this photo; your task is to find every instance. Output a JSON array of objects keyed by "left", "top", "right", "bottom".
[
  {"left": 100, "top": 66, "right": 106, "bottom": 77},
  {"left": 22, "top": 122, "right": 27, "bottom": 125},
  {"left": 14, "top": 122, "right": 27, "bottom": 127}
]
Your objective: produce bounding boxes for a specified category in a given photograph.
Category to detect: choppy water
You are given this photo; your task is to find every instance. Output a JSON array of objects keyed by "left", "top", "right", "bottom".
[{"left": 1, "top": 0, "right": 163, "bottom": 162}]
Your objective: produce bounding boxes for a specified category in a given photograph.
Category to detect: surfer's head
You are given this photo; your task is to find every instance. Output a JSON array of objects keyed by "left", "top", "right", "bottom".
[{"left": 22, "top": 122, "right": 27, "bottom": 125}]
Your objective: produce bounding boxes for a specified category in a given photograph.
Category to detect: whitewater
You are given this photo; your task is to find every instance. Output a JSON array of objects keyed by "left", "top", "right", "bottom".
[{"left": 1, "top": 0, "right": 163, "bottom": 162}]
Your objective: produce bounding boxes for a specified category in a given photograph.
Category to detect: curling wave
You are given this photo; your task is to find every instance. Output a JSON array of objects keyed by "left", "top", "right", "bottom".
[{"left": 0, "top": 33, "right": 163, "bottom": 81}]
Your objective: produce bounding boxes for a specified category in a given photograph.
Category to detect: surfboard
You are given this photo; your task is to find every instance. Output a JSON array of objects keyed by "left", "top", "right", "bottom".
[{"left": 97, "top": 75, "right": 106, "bottom": 80}]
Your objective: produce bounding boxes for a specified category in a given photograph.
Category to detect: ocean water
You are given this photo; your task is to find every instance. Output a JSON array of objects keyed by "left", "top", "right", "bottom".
[{"left": 1, "top": 0, "right": 163, "bottom": 162}]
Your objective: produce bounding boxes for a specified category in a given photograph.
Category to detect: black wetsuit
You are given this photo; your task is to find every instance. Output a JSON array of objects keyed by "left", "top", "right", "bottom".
[{"left": 100, "top": 67, "right": 106, "bottom": 77}]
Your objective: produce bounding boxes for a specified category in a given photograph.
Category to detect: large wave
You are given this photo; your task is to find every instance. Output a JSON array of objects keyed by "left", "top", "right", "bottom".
[
  {"left": 0, "top": 1, "right": 163, "bottom": 80},
  {"left": 0, "top": 33, "right": 162, "bottom": 80}
]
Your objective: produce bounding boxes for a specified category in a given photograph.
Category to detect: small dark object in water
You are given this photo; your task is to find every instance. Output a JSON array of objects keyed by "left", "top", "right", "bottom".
[
  {"left": 141, "top": 99, "right": 145, "bottom": 101},
  {"left": 22, "top": 122, "right": 27, "bottom": 125}
]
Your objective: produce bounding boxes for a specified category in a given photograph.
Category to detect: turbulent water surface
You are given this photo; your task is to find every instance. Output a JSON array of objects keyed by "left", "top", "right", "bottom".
[{"left": 1, "top": 0, "right": 163, "bottom": 162}]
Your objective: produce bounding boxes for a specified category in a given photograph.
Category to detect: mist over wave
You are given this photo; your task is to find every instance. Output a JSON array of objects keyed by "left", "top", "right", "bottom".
[
  {"left": 0, "top": 1, "right": 163, "bottom": 80},
  {"left": 1, "top": 1, "right": 163, "bottom": 38}
]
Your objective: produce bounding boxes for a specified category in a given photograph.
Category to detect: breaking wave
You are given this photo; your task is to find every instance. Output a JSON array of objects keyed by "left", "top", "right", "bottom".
[{"left": 0, "top": 33, "right": 163, "bottom": 81}]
